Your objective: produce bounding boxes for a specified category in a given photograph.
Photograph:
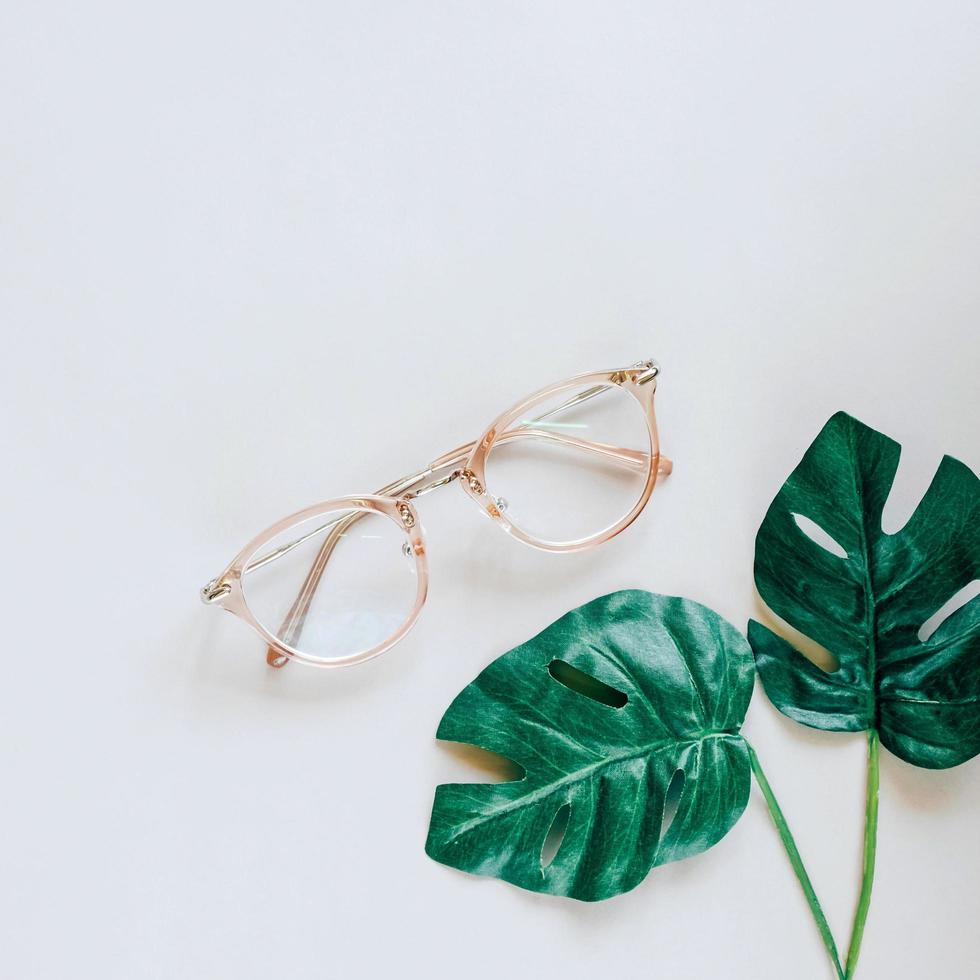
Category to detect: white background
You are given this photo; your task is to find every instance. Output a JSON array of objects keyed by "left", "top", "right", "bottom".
[{"left": 2, "top": 3, "right": 979, "bottom": 978}]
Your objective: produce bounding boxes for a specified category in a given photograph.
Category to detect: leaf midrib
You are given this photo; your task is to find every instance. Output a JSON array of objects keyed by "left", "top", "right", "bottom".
[
  {"left": 444, "top": 729, "right": 740, "bottom": 844},
  {"left": 846, "top": 421, "right": 880, "bottom": 729}
]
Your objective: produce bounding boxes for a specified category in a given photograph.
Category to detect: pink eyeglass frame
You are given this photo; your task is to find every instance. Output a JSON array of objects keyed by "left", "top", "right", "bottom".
[{"left": 201, "top": 359, "right": 672, "bottom": 669}]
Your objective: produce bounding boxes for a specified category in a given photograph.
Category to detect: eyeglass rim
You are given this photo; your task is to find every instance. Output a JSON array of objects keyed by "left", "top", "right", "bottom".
[
  {"left": 459, "top": 368, "right": 661, "bottom": 552},
  {"left": 214, "top": 494, "right": 429, "bottom": 669}
]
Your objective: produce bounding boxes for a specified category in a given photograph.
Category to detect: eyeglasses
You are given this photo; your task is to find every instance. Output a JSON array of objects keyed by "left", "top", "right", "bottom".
[{"left": 201, "top": 359, "right": 672, "bottom": 669}]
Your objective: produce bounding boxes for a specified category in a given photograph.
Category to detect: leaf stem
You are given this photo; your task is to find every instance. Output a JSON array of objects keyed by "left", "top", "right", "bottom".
[
  {"left": 747, "top": 743, "right": 845, "bottom": 980},
  {"left": 844, "top": 729, "right": 880, "bottom": 978}
]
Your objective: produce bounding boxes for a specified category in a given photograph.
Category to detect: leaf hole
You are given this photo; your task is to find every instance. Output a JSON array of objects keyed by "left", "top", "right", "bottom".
[
  {"left": 792, "top": 513, "right": 847, "bottom": 559},
  {"left": 918, "top": 580, "right": 980, "bottom": 643},
  {"left": 436, "top": 741, "right": 525, "bottom": 784},
  {"left": 880, "top": 445, "right": 943, "bottom": 535},
  {"left": 754, "top": 597, "right": 841, "bottom": 673},
  {"left": 547, "top": 660, "right": 628, "bottom": 708},
  {"left": 540, "top": 803, "right": 570, "bottom": 870},
  {"left": 660, "top": 770, "right": 685, "bottom": 840}
]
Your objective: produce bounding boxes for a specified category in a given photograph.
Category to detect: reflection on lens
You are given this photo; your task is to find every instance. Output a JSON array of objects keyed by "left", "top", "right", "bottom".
[
  {"left": 241, "top": 508, "right": 417, "bottom": 662},
  {"left": 485, "top": 383, "right": 651, "bottom": 543}
]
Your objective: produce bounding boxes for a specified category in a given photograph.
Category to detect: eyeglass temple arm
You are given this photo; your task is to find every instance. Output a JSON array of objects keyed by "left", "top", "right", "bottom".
[
  {"left": 252, "top": 384, "right": 668, "bottom": 576},
  {"left": 425, "top": 433, "right": 672, "bottom": 481},
  {"left": 265, "top": 392, "right": 672, "bottom": 667},
  {"left": 250, "top": 380, "right": 664, "bottom": 572}
]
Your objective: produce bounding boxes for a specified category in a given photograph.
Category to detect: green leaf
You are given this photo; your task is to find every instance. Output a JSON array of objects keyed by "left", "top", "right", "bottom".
[
  {"left": 749, "top": 411, "right": 980, "bottom": 769},
  {"left": 425, "top": 590, "right": 755, "bottom": 901}
]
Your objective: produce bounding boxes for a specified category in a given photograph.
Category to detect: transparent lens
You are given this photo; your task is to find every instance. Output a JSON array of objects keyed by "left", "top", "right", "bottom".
[
  {"left": 484, "top": 382, "right": 651, "bottom": 543},
  {"left": 241, "top": 508, "right": 418, "bottom": 663}
]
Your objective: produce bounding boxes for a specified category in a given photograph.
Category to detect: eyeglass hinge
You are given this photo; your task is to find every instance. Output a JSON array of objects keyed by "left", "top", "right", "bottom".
[
  {"left": 633, "top": 359, "right": 660, "bottom": 385},
  {"left": 200, "top": 578, "right": 231, "bottom": 604}
]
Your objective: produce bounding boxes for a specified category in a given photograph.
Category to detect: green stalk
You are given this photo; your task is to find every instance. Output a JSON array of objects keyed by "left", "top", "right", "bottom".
[
  {"left": 747, "top": 743, "right": 845, "bottom": 980},
  {"left": 844, "top": 730, "right": 880, "bottom": 978}
]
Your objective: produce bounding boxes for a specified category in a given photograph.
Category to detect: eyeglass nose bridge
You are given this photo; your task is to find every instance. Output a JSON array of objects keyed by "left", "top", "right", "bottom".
[{"left": 401, "top": 466, "right": 463, "bottom": 501}]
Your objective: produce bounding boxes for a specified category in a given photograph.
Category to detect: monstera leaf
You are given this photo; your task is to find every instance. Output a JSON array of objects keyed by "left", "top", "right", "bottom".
[
  {"left": 749, "top": 412, "right": 980, "bottom": 769},
  {"left": 425, "top": 590, "right": 755, "bottom": 901}
]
